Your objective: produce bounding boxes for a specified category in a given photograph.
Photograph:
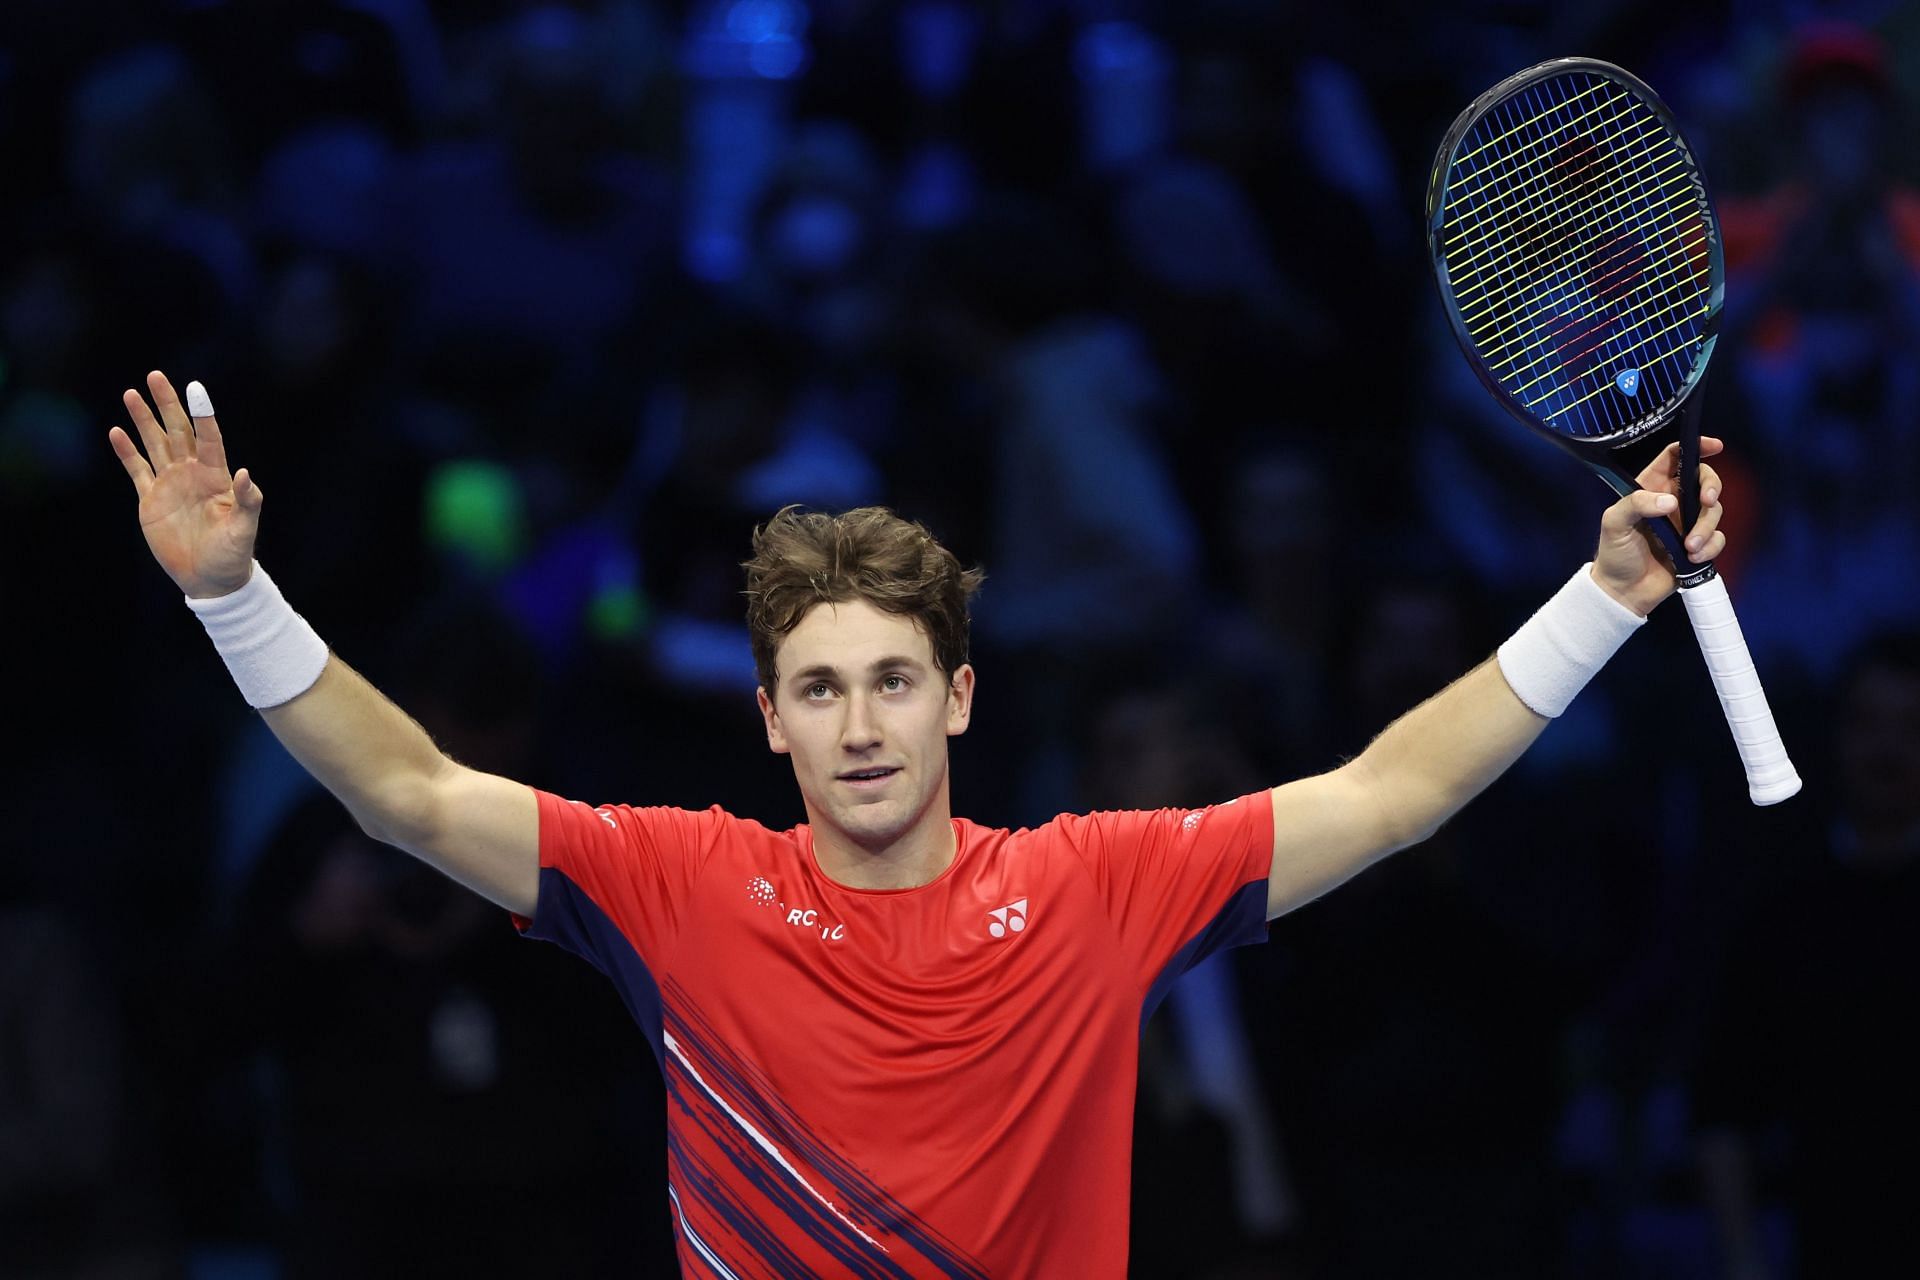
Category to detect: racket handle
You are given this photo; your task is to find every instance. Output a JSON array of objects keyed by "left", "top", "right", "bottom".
[{"left": 1678, "top": 574, "right": 1802, "bottom": 805}]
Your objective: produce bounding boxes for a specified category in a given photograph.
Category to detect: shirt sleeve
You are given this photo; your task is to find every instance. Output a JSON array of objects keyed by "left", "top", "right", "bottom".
[
  {"left": 1056, "top": 791, "right": 1273, "bottom": 1001},
  {"left": 514, "top": 789, "right": 723, "bottom": 978}
]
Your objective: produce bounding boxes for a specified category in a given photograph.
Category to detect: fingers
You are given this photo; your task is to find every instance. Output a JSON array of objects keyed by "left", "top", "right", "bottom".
[
  {"left": 123, "top": 386, "right": 171, "bottom": 468},
  {"left": 1600, "top": 476, "right": 1726, "bottom": 565},
  {"left": 147, "top": 370, "right": 196, "bottom": 461},
  {"left": 1670, "top": 436, "right": 1725, "bottom": 465},
  {"left": 1602, "top": 488, "right": 1680, "bottom": 539},
  {"left": 234, "top": 467, "right": 263, "bottom": 512},
  {"left": 106, "top": 425, "right": 154, "bottom": 497},
  {"left": 119, "top": 372, "right": 233, "bottom": 479},
  {"left": 1688, "top": 529, "right": 1727, "bottom": 563},
  {"left": 1637, "top": 437, "right": 1726, "bottom": 491},
  {"left": 1685, "top": 462, "right": 1725, "bottom": 563},
  {"left": 1697, "top": 461, "right": 1721, "bottom": 506},
  {"left": 184, "top": 380, "right": 230, "bottom": 475}
]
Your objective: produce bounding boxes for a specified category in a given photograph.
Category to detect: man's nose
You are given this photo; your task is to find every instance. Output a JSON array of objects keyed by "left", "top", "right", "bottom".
[{"left": 840, "top": 693, "right": 882, "bottom": 751}]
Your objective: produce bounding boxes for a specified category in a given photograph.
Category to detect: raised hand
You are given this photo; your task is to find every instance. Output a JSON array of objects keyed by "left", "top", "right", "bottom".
[
  {"left": 1590, "top": 435, "right": 1727, "bottom": 616},
  {"left": 108, "top": 371, "right": 261, "bottom": 599}
]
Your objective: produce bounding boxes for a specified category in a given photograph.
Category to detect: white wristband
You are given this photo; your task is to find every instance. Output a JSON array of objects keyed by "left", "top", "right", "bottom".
[
  {"left": 184, "top": 561, "right": 330, "bottom": 708},
  {"left": 1496, "top": 563, "right": 1645, "bottom": 718}
]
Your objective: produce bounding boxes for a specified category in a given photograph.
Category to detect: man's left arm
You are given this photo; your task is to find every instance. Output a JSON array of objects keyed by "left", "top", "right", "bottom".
[{"left": 1264, "top": 438, "right": 1728, "bottom": 920}]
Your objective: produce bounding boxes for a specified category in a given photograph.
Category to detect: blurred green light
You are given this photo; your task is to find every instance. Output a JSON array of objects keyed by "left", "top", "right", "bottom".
[
  {"left": 587, "top": 583, "right": 649, "bottom": 641},
  {"left": 424, "top": 460, "right": 527, "bottom": 573}
]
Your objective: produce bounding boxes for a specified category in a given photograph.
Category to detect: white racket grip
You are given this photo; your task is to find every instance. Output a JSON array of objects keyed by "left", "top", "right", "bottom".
[{"left": 1678, "top": 574, "right": 1802, "bottom": 805}]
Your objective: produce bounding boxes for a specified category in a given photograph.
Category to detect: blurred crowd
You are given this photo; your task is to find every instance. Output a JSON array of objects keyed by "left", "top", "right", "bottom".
[{"left": 3, "top": 1, "right": 1917, "bottom": 1277}]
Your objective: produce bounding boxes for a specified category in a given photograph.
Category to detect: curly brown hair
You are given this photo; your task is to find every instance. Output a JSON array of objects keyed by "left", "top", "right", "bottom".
[{"left": 743, "top": 506, "right": 984, "bottom": 693}]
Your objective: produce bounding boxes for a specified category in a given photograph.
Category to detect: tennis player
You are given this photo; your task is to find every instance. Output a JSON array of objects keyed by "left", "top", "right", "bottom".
[{"left": 111, "top": 369, "right": 1726, "bottom": 1277}]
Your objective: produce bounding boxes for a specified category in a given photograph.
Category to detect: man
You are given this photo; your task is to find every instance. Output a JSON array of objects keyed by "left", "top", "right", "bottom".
[{"left": 110, "top": 369, "right": 1727, "bottom": 1277}]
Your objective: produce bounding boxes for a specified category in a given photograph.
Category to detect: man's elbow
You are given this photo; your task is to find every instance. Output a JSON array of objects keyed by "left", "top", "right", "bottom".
[
  {"left": 1349, "top": 756, "right": 1452, "bottom": 853},
  {"left": 354, "top": 767, "right": 447, "bottom": 851},
  {"left": 1385, "top": 788, "right": 1454, "bottom": 850}
]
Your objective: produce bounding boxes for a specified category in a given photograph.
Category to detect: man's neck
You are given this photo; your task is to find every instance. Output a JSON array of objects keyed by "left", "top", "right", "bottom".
[{"left": 808, "top": 794, "right": 958, "bottom": 891}]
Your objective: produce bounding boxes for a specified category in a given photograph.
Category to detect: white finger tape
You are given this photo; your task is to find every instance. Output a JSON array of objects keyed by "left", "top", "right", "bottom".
[{"left": 186, "top": 381, "right": 215, "bottom": 417}]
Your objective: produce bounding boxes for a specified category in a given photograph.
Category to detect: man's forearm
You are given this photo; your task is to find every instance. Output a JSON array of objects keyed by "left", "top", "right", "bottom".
[
  {"left": 1355, "top": 559, "right": 1652, "bottom": 846},
  {"left": 182, "top": 559, "right": 452, "bottom": 843},
  {"left": 1351, "top": 657, "right": 1547, "bottom": 848},
  {"left": 185, "top": 561, "right": 536, "bottom": 911},
  {"left": 1263, "top": 664, "right": 1543, "bottom": 918},
  {"left": 261, "top": 653, "right": 451, "bottom": 845},
  {"left": 1266, "top": 564, "right": 1650, "bottom": 918}
]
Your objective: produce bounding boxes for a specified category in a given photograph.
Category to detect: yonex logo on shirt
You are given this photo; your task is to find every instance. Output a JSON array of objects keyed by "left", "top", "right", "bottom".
[
  {"left": 568, "top": 800, "right": 619, "bottom": 830},
  {"left": 987, "top": 899, "right": 1029, "bottom": 939}
]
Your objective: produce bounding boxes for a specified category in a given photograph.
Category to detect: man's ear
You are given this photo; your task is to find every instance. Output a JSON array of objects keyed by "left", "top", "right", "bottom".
[
  {"left": 757, "top": 686, "right": 790, "bottom": 754},
  {"left": 946, "top": 663, "right": 976, "bottom": 737}
]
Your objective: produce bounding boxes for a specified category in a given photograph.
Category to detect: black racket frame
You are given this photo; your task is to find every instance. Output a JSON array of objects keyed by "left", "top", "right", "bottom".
[{"left": 1425, "top": 56, "right": 1721, "bottom": 588}]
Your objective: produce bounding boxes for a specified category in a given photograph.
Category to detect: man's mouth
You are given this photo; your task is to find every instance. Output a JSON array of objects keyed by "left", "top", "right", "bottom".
[{"left": 838, "top": 766, "right": 901, "bottom": 787}]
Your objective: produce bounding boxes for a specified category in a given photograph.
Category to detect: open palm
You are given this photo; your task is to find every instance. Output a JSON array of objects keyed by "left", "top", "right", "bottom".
[{"left": 108, "top": 371, "right": 262, "bottom": 599}]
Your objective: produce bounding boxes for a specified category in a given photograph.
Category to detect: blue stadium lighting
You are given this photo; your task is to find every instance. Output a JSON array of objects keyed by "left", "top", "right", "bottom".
[{"left": 685, "top": 0, "right": 811, "bottom": 80}]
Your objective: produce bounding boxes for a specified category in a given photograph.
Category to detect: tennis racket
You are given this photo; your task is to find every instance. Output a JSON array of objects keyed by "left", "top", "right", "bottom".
[{"left": 1426, "top": 56, "right": 1801, "bottom": 805}]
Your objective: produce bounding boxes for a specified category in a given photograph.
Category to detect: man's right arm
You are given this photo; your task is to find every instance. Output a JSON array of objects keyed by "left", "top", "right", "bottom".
[
  {"left": 261, "top": 655, "right": 539, "bottom": 916},
  {"left": 110, "top": 371, "right": 540, "bottom": 917}
]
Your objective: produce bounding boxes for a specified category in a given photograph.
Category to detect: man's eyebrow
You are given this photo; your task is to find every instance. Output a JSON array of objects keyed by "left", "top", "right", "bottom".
[{"left": 787, "top": 655, "right": 930, "bottom": 684}]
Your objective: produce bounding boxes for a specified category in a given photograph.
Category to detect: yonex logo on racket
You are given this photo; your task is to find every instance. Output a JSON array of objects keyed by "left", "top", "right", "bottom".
[{"left": 1616, "top": 368, "right": 1641, "bottom": 397}]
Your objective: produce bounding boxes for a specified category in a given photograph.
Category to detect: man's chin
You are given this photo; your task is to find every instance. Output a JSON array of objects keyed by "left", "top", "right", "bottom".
[
  {"left": 827, "top": 800, "right": 916, "bottom": 848},
  {"left": 839, "top": 811, "right": 906, "bottom": 845}
]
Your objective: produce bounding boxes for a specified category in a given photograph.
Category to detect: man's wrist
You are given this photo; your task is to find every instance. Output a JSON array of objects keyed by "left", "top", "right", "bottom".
[
  {"left": 1497, "top": 563, "right": 1646, "bottom": 718},
  {"left": 184, "top": 560, "right": 329, "bottom": 708},
  {"left": 1588, "top": 563, "right": 1658, "bottom": 618},
  {"left": 184, "top": 562, "right": 256, "bottom": 601}
]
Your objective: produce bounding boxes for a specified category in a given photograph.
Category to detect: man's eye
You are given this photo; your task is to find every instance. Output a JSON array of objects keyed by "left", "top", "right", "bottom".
[
  {"left": 881, "top": 675, "right": 907, "bottom": 693},
  {"left": 806, "top": 683, "right": 833, "bottom": 699}
]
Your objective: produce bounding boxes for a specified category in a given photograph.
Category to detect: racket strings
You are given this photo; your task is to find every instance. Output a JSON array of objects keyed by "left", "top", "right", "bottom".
[
  {"left": 1447, "top": 86, "right": 1687, "bottom": 270},
  {"left": 1531, "top": 110, "right": 1710, "bottom": 372},
  {"left": 1446, "top": 95, "right": 1689, "bottom": 325},
  {"left": 1454, "top": 153, "right": 1698, "bottom": 406},
  {"left": 1448, "top": 134, "right": 1680, "bottom": 343},
  {"left": 1446, "top": 79, "right": 1616, "bottom": 178},
  {"left": 1485, "top": 224, "right": 1697, "bottom": 379},
  {"left": 1449, "top": 132, "right": 1684, "bottom": 321},
  {"left": 1495, "top": 209, "right": 1705, "bottom": 343},
  {"left": 1470, "top": 79, "right": 1709, "bottom": 365},
  {"left": 1522, "top": 91, "right": 1712, "bottom": 417},
  {"left": 1437, "top": 71, "right": 1715, "bottom": 437},
  {"left": 1453, "top": 145, "right": 1697, "bottom": 344},
  {"left": 1507, "top": 198, "right": 1709, "bottom": 393},
  {"left": 1443, "top": 91, "right": 1650, "bottom": 255}
]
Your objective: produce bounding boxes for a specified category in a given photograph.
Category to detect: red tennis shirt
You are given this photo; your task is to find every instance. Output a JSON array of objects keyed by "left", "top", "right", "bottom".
[{"left": 519, "top": 787, "right": 1273, "bottom": 1278}]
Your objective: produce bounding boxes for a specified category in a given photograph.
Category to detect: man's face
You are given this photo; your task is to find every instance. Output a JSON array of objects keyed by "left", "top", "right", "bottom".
[{"left": 757, "top": 599, "right": 974, "bottom": 854}]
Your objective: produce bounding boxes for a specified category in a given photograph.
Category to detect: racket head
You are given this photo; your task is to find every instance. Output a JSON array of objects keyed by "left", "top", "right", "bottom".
[{"left": 1426, "top": 58, "right": 1724, "bottom": 464}]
